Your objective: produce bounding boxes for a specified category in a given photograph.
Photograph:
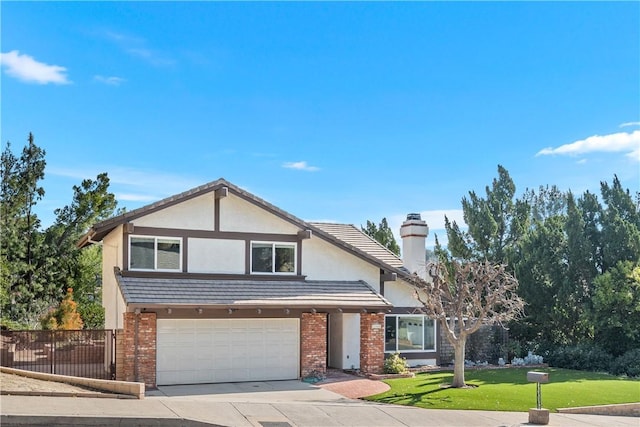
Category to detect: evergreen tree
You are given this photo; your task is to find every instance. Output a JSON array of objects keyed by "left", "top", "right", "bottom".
[
  {"left": 362, "top": 217, "right": 401, "bottom": 256},
  {"left": 598, "top": 176, "right": 640, "bottom": 271},
  {"left": 445, "top": 165, "right": 529, "bottom": 264},
  {"left": 1, "top": 135, "right": 118, "bottom": 327},
  {"left": 592, "top": 261, "right": 640, "bottom": 356},
  {"left": 0, "top": 135, "right": 51, "bottom": 324}
]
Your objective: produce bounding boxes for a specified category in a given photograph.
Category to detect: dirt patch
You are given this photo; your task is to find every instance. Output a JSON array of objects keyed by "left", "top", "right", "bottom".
[{"left": 0, "top": 372, "right": 105, "bottom": 394}]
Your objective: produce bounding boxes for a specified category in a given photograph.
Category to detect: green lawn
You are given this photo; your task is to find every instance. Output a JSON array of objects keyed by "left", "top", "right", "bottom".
[{"left": 364, "top": 368, "right": 640, "bottom": 412}]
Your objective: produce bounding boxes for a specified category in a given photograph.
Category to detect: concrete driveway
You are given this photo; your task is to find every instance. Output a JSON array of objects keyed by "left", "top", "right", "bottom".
[{"left": 2, "top": 379, "right": 639, "bottom": 426}]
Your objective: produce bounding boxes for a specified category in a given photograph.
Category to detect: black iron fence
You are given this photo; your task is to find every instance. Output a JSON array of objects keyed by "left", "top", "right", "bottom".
[{"left": 0, "top": 329, "right": 116, "bottom": 380}]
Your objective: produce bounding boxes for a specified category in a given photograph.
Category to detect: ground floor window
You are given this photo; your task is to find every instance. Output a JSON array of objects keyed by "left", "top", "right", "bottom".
[{"left": 385, "top": 315, "right": 436, "bottom": 352}]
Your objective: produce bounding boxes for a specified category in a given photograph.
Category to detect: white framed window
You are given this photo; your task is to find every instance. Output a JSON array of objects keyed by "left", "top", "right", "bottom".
[
  {"left": 251, "top": 242, "right": 296, "bottom": 274},
  {"left": 129, "top": 236, "right": 182, "bottom": 271},
  {"left": 385, "top": 315, "right": 436, "bottom": 352}
]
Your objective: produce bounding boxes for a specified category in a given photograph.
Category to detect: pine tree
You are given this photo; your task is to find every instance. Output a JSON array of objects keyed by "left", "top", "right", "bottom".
[{"left": 362, "top": 217, "right": 401, "bottom": 255}]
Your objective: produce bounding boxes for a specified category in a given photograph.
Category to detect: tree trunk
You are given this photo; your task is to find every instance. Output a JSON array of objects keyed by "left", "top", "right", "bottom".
[{"left": 451, "top": 338, "right": 467, "bottom": 388}]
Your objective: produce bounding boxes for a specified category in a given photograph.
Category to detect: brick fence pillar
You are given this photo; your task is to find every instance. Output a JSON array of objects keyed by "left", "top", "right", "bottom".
[
  {"left": 300, "top": 312, "right": 327, "bottom": 378},
  {"left": 121, "top": 312, "right": 156, "bottom": 388},
  {"left": 360, "top": 312, "right": 385, "bottom": 374}
]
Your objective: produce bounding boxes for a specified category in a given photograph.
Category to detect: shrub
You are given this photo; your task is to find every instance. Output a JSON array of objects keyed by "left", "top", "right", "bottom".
[
  {"left": 78, "top": 302, "right": 105, "bottom": 329},
  {"left": 39, "top": 288, "right": 84, "bottom": 330},
  {"left": 611, "top": 348, "right": 640, "bottom": 378},
  {"left": 547, "top": 344, "right": 613, "bottom": 373},
  {"left": 0, "top": 318, "right": 29, "bottom": 330},
  {"left": 384, "top": 352, "right": 408, "bottom": 374}
]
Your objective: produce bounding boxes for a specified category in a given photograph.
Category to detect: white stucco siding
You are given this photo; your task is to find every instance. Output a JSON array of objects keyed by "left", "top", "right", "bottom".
[
  {"left": 188, "top": 238, "right": 245, "bottom": 274},
  {"left": 102, "top": 226, "right": 125, "bottom": 330},
  {"left": 134, "top": 194, "right": 215, "bottom": 230},
  {"left": 220, "top": 195, "right": 300, "bottom": 234},
  {"left": 384, "top": 280, "right": 424, "bottom": 308},
  {"left": 328, "top": 313, "right": 360, "bottom": 370},
  {"left": 302, "top": 237, "right": 379, "bottom": 287}
]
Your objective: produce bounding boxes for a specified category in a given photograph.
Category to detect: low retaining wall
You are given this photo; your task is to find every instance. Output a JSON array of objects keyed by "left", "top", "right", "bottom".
[
  {"left": 1, "top": 366, "right": 144, "bottom": 399},
  {"left": 558, "top": 403, "right": 640, "bottom": 417}
]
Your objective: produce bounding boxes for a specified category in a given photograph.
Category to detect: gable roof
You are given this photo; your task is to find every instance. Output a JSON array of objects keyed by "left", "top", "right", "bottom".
[
  {"left": 78, "top": 178, "right": 410, "bottom": 278},
  {"left": 309, "top": 222, "right": 404, "bottom": 269}
]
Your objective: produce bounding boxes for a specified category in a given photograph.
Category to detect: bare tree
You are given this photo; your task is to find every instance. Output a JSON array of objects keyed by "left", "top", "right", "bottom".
[{"left": 410, "top": 260, "right": 524, "bottom": 388}]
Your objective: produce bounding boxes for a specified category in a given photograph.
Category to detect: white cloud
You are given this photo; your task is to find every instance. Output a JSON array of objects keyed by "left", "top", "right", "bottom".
[
  {"left": 94, "top": 75, "right": 126, "bottom": 86},
  {"left": 0, "top": 50, "right": 70, "bottom": 84},
  {"left": 99, "top": 29, "right": 174, "bottom": 67},
  {"left": 283, "top": 161, "right": 320, "bottom": 172},
  {"left": 47, "top": 166, "right": 203, "bottom": 204},
  {"left": 620, "top": 122, "right": 640, "bottom": 128},
  {"left": 116, "top": 193, "right": 160, "bottom": 202},
  {"left": 126, "top": 48, "right": 175, "bottom": 67},
  {"left": 536, "top": 130, "right": 640, "bottom": 161}
]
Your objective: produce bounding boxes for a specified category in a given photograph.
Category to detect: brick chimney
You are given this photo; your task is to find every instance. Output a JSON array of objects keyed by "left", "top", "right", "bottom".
[{"left": 400, "top": 213, "right": 429, "bottom": 279}]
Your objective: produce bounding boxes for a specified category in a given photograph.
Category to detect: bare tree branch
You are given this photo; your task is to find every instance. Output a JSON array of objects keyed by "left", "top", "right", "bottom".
[{"left": 410, "top": 260, "right": 524, "bottom": 387}]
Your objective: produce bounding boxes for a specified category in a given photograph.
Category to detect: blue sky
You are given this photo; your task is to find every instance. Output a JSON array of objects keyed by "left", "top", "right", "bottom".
[{"left": 1, "top": 1, "right": 639, "bottom": 248}]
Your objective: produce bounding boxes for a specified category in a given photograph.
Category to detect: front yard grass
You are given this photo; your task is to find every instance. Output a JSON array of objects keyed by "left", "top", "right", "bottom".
[{"left": 363, "top": 367, "right": 640, "bottom": 412}]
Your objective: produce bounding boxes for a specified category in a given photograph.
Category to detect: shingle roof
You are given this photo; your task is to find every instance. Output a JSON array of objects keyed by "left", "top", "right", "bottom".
[
  {"left": 309, "top": 222, "right": 404, "bottom": 269},
  {"left": 116, "top": 273, "right": 393, "bottom": 310}
]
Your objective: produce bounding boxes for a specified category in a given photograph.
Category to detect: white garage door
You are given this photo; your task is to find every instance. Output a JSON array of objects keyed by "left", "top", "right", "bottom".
[{"left": 157, "top": 318, "right": 300, "bottom": 385}]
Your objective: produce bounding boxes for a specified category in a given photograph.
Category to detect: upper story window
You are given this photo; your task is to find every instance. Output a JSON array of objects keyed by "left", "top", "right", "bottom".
[
  {"left": 251, "top": 242, "right": 296, "bottom": 274},
  {"left": 385, "top": 315, "right": 436, "bottom": 352},
  {"left": 130, "top": 236, "right": 182, "bottom": 271}
]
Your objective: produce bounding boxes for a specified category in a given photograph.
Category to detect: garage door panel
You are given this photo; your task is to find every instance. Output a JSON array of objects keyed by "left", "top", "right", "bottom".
[{"left": 157, "top": 318, "right": 300, "bottom": 385}]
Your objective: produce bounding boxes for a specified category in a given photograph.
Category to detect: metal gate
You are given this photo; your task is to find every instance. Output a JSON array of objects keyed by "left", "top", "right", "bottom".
[{"left": 0, "top": 329, "right": 116, "bottom": 380}]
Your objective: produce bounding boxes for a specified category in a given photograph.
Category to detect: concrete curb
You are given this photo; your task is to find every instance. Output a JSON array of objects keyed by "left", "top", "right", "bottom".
[
  {"left": 558, "top": 403, "right": 640, "bottom": 417},
  {"left": 0, "top": 366, "right": 145, "bottom": 399},
  {"left": 0, "top": 390, "right": 137, "bottom": 399},
  {"left": 0, "top": 415, "right": 222, "bottom": 426}
]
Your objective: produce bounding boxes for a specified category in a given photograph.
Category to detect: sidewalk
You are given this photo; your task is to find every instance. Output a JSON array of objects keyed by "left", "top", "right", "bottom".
[{"left": 2, "top": 379, "right": 638, "bottom": 426}]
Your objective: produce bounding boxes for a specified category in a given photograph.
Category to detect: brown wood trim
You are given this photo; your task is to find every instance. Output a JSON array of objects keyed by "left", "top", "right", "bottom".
[
  {"left": 296, "top": 239, "right": 303, "bottom": 274},
  {"left": 388, "top": 307, "right": 428, "bottom": 315},
  {"left": 214, "top": 196, "right": 220, "bottom": 231},
  {"left": 244, "top": 239, "right": 251, "bottom": 274},
  {"left": 182, "top": 236, "right": 187, "bottom": 273},
  {"left": 122, "top": 230, "right": 129, "bottom": 271},
  {"left": 380, "top": 272, "right": 397, "bottom": 282},
  {"left": 120, "top": 270, "right": 308, "bottom": 281},
  {"left": 132, "top": 226, "right": 299, "bottom": 242},
  {"left": 214, "top": 187, "right": 228, "bottom": 199}
]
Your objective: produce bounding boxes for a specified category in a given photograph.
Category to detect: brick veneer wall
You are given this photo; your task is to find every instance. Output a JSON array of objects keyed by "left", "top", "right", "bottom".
[
  {"left": 360, "top": 312, "right": 385, "bottom": 374},
  {"left": 120, "top": 312, "right": 157, "bottom": 388},
  {"left": 300, "top": 312, "right": 327, "bottom": 378}
]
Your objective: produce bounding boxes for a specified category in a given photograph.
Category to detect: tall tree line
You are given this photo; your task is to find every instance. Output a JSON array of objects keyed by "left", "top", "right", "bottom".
[
  {"left": 443, "top": 165, "right": 640, "bottom": 356},
  {"left": 1, "top": 134, "right": 118, "bottom": 328}
]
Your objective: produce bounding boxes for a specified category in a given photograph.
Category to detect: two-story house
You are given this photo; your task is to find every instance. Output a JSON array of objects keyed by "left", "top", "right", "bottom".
[{"left": 78, "top": 178, "right": 436, "bottom": 388}]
